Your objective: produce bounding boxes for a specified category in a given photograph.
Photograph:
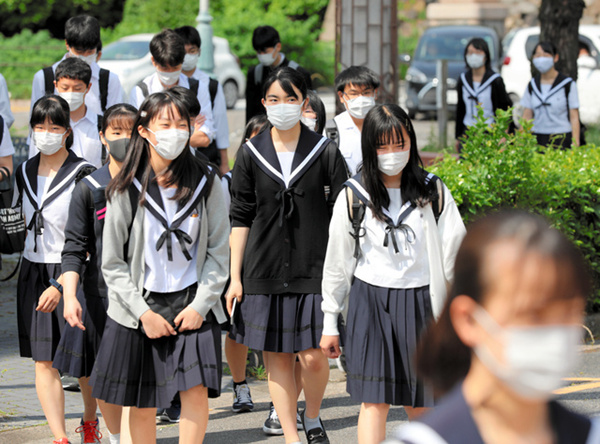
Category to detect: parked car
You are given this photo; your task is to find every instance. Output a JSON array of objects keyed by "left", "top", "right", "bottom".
[
  {"left": 98, "top": 33, "right": 246, "bottom": 109},
  {"left": 403, "top": 25, "right": 501, "bottom": 118},
  {"left": 501, "top": 25, "right": 600, "bottom": 125}
]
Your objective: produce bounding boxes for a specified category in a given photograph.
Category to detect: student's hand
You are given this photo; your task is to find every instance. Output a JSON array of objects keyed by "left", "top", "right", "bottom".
[
  {"left": 36, "top": 286, "right": 62, "bottom": 313},
  {"left": 194, "top": 114, "right": 206, "bottom": 131},
  {"left": 320, "top": 335, "right": 341, "bottom": 359},
  {"left": 174, "top": 306, "right": 204, "bottom": 332},
  {"left": 64, "top": 297, "right": 85, "bottom": 331},
  {"left": 140, "top": 310, "right": 176, "bottom": 339},
  {"left": 226, "top": 280, "right": 243, "bottom": 316}
]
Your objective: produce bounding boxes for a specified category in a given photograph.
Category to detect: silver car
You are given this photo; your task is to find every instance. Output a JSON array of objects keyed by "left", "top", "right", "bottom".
[{"left": 98, "top": 33, "right": 246, "bottom": 109}]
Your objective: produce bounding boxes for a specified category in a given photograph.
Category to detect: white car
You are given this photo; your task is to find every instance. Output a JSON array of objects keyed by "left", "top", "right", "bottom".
[
  {"left": 98, "top": 33, "right": 246, "bottom": 109},
  {"left": 501, "top": 26, "right": 600, "bottom": 125}
]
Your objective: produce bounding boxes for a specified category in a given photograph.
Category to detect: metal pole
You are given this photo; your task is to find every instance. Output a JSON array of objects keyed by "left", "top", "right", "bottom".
[
  {"left": 436, "top": 59, "right": 448, "bottom": 149},
  {"left": 196, "top": 0, "right": 215, "bottom": 74}
]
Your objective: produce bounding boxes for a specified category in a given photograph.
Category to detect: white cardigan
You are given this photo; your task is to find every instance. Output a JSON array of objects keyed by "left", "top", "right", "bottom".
[{"left": 321, "top": 182, "right": 466, "bottom": 335}]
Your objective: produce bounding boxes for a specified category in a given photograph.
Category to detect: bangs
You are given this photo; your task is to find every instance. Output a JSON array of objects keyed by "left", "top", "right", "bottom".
[
  {"left": 375, "top": 126, "right": 405, "bottom": 147},
  {"left": 105, "top": 113, "right": 135, "bottom": 132},
  {"left": 30, "top": 96, "right": 70, "bottom": 129},
  {"left": 153, "top": 98, "right": 190, "bottom": 124}
]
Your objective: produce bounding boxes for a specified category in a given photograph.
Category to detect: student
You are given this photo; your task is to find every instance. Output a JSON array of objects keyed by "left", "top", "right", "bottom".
[
  {"left": 455, "top": 38, "right": 512, "bottom": 151},
  {"left": 91, "top": 91, "right": 229, "bottom": 444},
  {"left": 326, "top": 66, "right": 380, "bottom": 176},
  {"left": 522, "top": 41, "right": 581, "bottom": 149},
  {"left": 0, "top": 114, "right": 14, "bottom": 179},
  {"left": 30, "top": 15, "right": 123, "bottom": 117},
  {"left": 228, "top": 67, "right": 347, "bottom": 444},
  {"left": 14, "top": 95, "right": 94, "bottom": 444},
  {"left": 320, "top": 104, "right": 465, "bottom": 444},
  {"left": 129, "top": 29, "right": 216, "bottom": 151},
  {"left": 245, "top": 26, "right": 312, "bottom": 123},
  {"left": 28, "top": 58, "right": 104, "bottom": 168},
  {"left": 302, "top": 90, "right": 326, "bottom": 134},
  {"left": 175, "top": 26, "right": 230, "bottom": 174},
  {"left": 0, "top": 72, "right": 14, "bottom": 128},
  {"left": 52, "top": 104, "right": 137, "bottom": 444},
  {"left": 393, "top": 210, "right": 600, "bottom": 443}
]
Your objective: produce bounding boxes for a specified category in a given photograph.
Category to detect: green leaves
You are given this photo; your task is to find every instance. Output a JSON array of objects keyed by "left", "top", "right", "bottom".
[{"left": 431, "top": 107, "right": 600, "bottom": 308}]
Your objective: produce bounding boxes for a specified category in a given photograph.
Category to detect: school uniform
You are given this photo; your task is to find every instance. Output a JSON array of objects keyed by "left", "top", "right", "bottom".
[
  {"left": 0, "top": 116, "right": 15, "bottom": 157},
  {"left": 90, "top": 164, "right": 230, "bottom": 408},
  {"left": 29, "top": 55, "right": 124, "bottom": 117},
  {"left": 228, "top": 124, "right": 348, "bottom": 353},
  {"left": 53, "top": 164, "right": 112, "bottom": 377},
  {"left": 321, "top": 173, "right": 465, "bottom": 406},
  {"left": 455, "top": 69, "right": 512, "bottom": 140},
  {"left": 393, "top": 383, "right": 600, "bottom": 444},
  {"left": 192, "top": 69, "right": 230, "bottom": 150},
  {"left": 245, "top": 54, "right": 313, "bottom": 123},
  {"left": 521, "top": 74, "right": 579, "bottom": 149},
  {"left": 14, "top": 151, "right": 94, "bottom": 361},
  {"left": 129, "top": 73, "right": 216, "bottom": 143},
  {"left": 333, "top": 111, "right": 362, "bottom": 176},
  {"left": 0, "top": 73, "right": 14, "bottom": 128},
  {"left": 28, "top": 107, "right": 103, "bottom": 168}
]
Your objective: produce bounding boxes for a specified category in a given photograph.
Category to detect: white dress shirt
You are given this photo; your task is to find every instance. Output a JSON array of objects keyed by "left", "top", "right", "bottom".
[
  {"left": 333, "top": 111, "right": 362, "bottom": 176},
  {"left": 191, "top": 69, "right": 230, "bottom": 149}
]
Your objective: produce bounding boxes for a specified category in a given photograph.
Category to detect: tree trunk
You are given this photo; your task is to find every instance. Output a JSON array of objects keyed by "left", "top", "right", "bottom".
[{"left": 539, "top": 0, "right": 585, "bottom": 80}]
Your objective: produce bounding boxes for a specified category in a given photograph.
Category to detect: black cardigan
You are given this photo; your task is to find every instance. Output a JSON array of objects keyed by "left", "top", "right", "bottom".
[
  {"left": 245, "top": 58, "right": 313, "bottom": 124},
  {"left": 455, "top": 69, "right": 513, "bottom": 139},
  {"left": 230, "top": 125, "right": 348, "bottom": 295}
]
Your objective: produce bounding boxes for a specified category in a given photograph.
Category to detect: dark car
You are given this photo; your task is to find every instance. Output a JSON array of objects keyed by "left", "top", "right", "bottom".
[{"left": 404, "top": 25, "right": 501, "bottom": 118}]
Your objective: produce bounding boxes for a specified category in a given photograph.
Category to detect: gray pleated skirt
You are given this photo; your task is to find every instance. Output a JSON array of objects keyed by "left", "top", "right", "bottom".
[
  {"left": 229, "top": 293, "right": 325, "bottom": 353},
  {"left": 345, "top": 278, "right": 434, "bottom": 407}
]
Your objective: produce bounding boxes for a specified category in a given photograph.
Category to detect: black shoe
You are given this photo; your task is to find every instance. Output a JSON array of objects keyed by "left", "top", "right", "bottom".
[
  {"left": 262, "top": 402, "right": 283, "bottom": 435},
  {"left": 232, "top": 383, "right": 254, "bottom": 413},
  {"left": 61, "top": 375, "right": 80, "bottom": 392},
  {"left": 301, "top": 410, "right": 329, "bottom": 444},
  {"left": 158, "top": 403, "right": 181, "bottom": 423}
]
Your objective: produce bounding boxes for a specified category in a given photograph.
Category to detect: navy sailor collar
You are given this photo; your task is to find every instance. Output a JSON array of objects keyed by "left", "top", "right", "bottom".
[{"left": 244, "top": 124, "right": 329, "bottom": 188}]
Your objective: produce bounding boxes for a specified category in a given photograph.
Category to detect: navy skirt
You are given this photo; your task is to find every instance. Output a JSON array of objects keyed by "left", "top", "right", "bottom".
[
  {"left": 53, "top": 286, "right": 108, "bottom": 378},
  {"left": 90, "top": 311, "right": 222, "bottom": 409},
  {"left": 345, "top": 278, "right": 434, "bottom": 407},
  {"left": 229, "top": 293, "right": 325, "bottom": 353},
  {"left": 17, "top": 259, "right": 65, "bottom": 361}
]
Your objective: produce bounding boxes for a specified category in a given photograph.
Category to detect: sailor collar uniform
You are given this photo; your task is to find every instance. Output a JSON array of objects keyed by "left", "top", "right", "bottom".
[{"left": 459, "top": 70, "right": 500, "bottom": 128}]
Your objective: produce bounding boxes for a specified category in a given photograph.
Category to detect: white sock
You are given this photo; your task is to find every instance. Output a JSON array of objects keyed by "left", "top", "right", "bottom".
[
  {"left": 303, "top": 413, "right": 321, "bottom": 431},
  {"left": 109, "top": 432, "right": 120, "bottom": 444}
]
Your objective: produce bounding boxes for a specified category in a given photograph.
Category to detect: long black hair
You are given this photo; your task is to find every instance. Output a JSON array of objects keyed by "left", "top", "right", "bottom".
[
  {"left": 306, "top": 90, "right": 326, "bottom": 134},
  {"left": 360, "top": 104, "right": 430, "bottom": 222},
  {"left": 30, "top": 95, "right": 74, "bottom": 149},
  {"left": 464, "top": 37, "right": 492, "bottom": 71},
  {"left": 106, "top": 91, "right": 210, "bottom": 206}
]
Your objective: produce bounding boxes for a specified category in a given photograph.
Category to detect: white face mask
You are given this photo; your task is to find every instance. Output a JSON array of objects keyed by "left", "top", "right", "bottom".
[
  {"left": 345, "top": 95, "right": 376, "bottom": 120},
  {"left": 377, "top": 150, "right": 410, "bottom": 176},
  {"left": 466, "top": 53, "right": 486, "bottom": 69},
  {"left": 266, "top": 101, "right": 304, "bottom": 131},
  {"left": 69, "top": 50, "right": 96, "bottom": 66},
  {"left": 300, "top": 115, "right": 317, "bottom": 131},
  {"left": 146, "top": 128, "right": 189, "bottom": 160},
  {"left": 257, "top": 52, "right": 276, "bottom": 67},
  {"left": 156, "top": 69, "right": 181, "bottom": 86},
  {"left": 533, "top": 56, "right": 555, "bottom": 74},
  {"left": 33, "top": 131, "right": 66, "bottom": 155},
  {"left": 58, "top": 91, "right": 86, "bottom": 111},
  {"left": 473, "top": 305, "right": 581, "bottom": 400},
  {"left": 182, "top": 53, "right": 199, "bottom": 71}
]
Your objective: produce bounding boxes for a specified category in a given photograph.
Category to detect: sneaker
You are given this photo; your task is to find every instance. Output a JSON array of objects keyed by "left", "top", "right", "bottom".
[
  {"left": 262, "top": 402, "right": 283, "bottom": 435},
  {"left": 301, "top": 410, "right": 329, "bottom": 444},
  {"left": 75, "top": 418, "right": 102, "bottom": 443},
  {"left": 53, "top": 439, "right": 71, "bottom": 444},
  {"left": 296, "top": 410, "right": 304, "bottom": 430},
  {"left": 232, "top": 383, "right": 254, "bottom": 413},
  {"left": 158, "top": 403, "right": 181, "bottom": 423},
  {"left": 61, "top": 375, "right": 80, "bottom": 392}
]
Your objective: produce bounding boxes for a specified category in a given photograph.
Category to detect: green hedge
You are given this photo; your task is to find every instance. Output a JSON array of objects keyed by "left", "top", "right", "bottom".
[{"left": 429, "top": 109, "right": 600, "bottom": 308}]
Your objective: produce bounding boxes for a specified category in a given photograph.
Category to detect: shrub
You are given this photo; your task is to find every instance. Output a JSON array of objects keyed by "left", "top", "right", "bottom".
[{"left": 430, "top": 108, "right": 600, "bottom": 308}]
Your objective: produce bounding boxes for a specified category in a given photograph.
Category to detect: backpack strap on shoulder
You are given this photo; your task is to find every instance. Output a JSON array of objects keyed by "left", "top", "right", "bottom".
[
  {"left": 346, "top": 186, "right": 366, "bottom": 259},
  {"left": 43, "top": 67, "right": 55, "bottom": 95},
  {"left": 254, "top": 64, "right": 264, "bottom": 86},
  {"left": 325, "top": 118, "right": 339, "bottom": 145},
  {"left": 208, "top": 78, "right": 219, "bottom": 109},
  {"left": 188, "top": 77, "right": 200, "bottom": 97},
  {"left": 99, "top": 68, "right": 110, "bottom": 113},
  {"left": 136, "top": 81, "right": 150, "bottom": 99}
]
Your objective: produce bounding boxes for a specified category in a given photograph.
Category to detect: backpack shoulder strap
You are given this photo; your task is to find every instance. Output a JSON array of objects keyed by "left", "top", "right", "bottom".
[
  {"left": 82, "top": 175, "right": 107, "bottom": 217},
  {"left": 344, "top": 174, "right": 369, "bottom": 259},
  {"left": 136, "top": 80, "right": 150, "bottom": 99},
  {"left": 325, "top": 119, "right": 339, "bottom": 145},
  {"left": 208, "top": 78, "right": 219, "bottom": 109},
  {"left": 188, "top": 77, "right": 199, "bottom": 96},
  {"left": 254, "top": 64, "right": 264, "bottom": 86},
  {"left": 425, "top": 172, "right": 444, "bottom": 224},
  {"left": 43, "top": 67, "right": 55, "bottom": 95},
  {"left": 0, "top": 115, "right": 4, "bottom": 144},
  {"left": 99, "top": 68, "right": 110, "bottom": 113}
]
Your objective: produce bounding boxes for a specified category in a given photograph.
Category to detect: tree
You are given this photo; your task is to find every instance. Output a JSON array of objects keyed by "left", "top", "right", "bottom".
[{"left": 539, "top": 0, "right": 585, "bottom": 80}]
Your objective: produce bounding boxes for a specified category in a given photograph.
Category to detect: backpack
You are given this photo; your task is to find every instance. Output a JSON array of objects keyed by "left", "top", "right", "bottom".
[
  {"left": 345, "top": 172, "right": 444, "bottom": 259},
  {"left": 137, "top": 77, "right": 200, "bottom": 99},
  {"left": 204, "top": 77, "right": 221, "bottom": 165},
  {"left": 254, "top": 60, "right": 299, "bottom": 86},
  {"left": 527, "top": 74, "right": 587, "bottom": 145},
  {"left": 43, "top": 66, "right": 110, "bottom": 113},
  {"left": 325, "top": 119, "right": 340, "bottom": 146}
]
